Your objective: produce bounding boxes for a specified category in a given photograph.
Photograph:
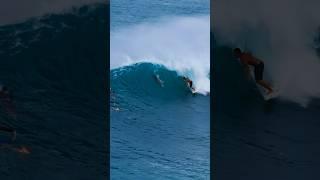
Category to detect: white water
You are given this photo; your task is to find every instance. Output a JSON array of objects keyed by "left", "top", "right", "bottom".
[
  {"left": 213, "top": 0, "right": 320, "bottom": 106},
  {"left": 111, "top": 16, "right": 210, "bottom": 94}
]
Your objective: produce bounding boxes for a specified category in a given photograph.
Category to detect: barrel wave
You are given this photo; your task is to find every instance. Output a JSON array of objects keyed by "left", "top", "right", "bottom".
[{"left": 111, "top": 62, "right": 204, "bottom": 101}]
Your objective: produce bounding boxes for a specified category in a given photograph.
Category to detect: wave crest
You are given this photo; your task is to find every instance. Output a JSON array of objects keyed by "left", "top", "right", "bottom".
[{"left": 111, "top": 16, "right": 210, "bottom": 94}]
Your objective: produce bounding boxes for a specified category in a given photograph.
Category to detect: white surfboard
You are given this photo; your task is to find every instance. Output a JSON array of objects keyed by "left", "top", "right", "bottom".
[
  {"left": 190, "top": 87, "right": 197, "bottom": 94},
  {"left": 257, "top": 84, "right": 279, "bottom": 101}
]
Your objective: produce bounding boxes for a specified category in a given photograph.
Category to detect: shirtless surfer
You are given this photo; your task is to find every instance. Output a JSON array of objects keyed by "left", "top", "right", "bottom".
[
  {"left": 233, "top": 48, "right": 273, "bottom": 94},
  {"left": 182, "top": 76, "right": 195, "bottom": 91}
]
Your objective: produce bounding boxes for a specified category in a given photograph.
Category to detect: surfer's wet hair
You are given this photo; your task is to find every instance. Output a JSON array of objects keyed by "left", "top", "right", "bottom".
[{"left": 233, "top": 48, "right": 242, "bottom": 57}]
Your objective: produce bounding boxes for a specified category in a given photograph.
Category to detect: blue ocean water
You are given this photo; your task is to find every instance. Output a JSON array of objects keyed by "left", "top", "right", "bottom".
[
  {"left": 111, "top": 0, "right": 209, "bottom": 30},
  {"left": 111, "top": 0, "right": 210, "bottom": 179},
  {"left": 0, "top": 3, "right": 108, "bottom": 179}
]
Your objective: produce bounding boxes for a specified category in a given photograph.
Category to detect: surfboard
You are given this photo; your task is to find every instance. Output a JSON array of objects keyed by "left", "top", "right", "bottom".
[
  {"left": 190, "top": 87, "right": 197, "bottom": 94},
  {"left": 257, "top": 87, "right": 279, "bottom": 101},
  {"left": 185, "top": 82, "right": 197, "bottom": 95}
]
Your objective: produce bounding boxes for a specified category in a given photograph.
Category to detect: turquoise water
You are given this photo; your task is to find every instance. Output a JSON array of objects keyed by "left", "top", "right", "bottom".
[{"left": 111, "top": 0, "right": 210, "bottom": 179}]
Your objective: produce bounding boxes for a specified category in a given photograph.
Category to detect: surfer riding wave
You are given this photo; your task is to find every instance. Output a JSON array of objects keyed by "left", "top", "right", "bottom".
[
  {"left": 233, "top": 48, "right": 273, "bottom": 94},
  {"left": 183, "top": 77, "right": 194, "bottom": 89}
]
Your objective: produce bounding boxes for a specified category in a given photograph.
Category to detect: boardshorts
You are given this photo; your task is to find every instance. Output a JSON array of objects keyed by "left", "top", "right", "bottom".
[{"left": 254, "top": 62, "right": 264, "bottom": 81}]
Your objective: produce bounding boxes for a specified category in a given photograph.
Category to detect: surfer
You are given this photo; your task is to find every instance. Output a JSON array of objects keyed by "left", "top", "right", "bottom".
[
  {"left": 233, "top": 48, "right": 273, "bottom": 94},
  {"left": 183, "top": 76, "right": 194, "bottom": 90}
]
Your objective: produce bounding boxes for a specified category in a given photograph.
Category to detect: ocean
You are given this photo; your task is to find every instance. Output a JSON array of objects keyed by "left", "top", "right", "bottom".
[
  {"left": 213, "top": 0, "right": 320, "bottom": 178},
  {"left": 0, "top": 3, "right": 108, "bottom": 179},
  {"left": 111, "top": 0, "right": 210, "bottom": 179}
]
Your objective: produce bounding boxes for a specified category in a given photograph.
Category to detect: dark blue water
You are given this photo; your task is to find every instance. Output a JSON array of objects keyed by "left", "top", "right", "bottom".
[
  {"left": 0, "top": 3, "right": 108, "bottom": 179},
  {"left": 111, "top": 1, "right": 210, "bottom": 179}
]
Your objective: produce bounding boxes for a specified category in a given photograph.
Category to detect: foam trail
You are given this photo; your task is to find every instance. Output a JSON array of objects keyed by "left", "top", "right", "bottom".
[
  {"left": 213, "top": 0, "right": 320, "bottom": 106},
  {"left": 111, "top": 16, "right": 210, "bottom": 94}
]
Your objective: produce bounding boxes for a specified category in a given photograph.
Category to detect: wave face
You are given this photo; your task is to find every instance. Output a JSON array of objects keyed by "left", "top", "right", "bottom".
[
  {"left": 213, "top": 0, "right": 320, "bottom": 106},
  {"left": 111, "top": 62, "right": 203, "bottom": 101},
  {"left": 0, "top": 3, "right": 108, "bottom": 179}
]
